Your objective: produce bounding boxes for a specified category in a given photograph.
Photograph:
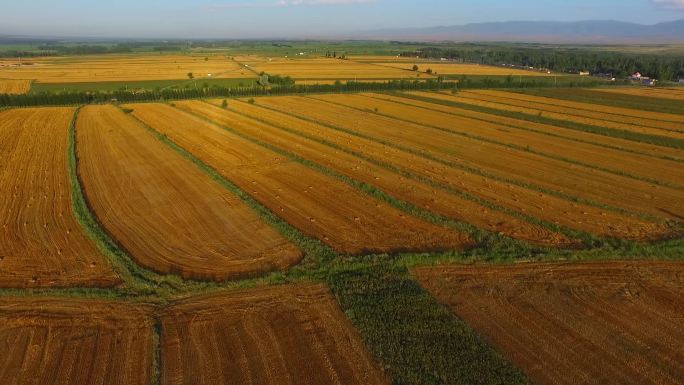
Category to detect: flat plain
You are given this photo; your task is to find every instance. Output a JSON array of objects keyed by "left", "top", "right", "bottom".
[
  {"left": 414, "top": 261, "right": 684, "bottom": 385},
  {"left": 159, "top": 283, "right": 389, "bottom": 385},
  {"left": 0, "top": 297, "right": 154, "bottom": 385},
  {"left": 76, "top": 105, "right": 301, "bottom": 281},
  {"left": 0, "top": 107, "right": 118, "bottom": 288}
]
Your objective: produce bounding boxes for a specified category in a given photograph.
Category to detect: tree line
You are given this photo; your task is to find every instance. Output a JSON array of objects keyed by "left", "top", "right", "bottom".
[
  {"left": 0, "top": 76, "right": 618, "bottom": 107},
  {"left": 401, "top": 45, "right": 684, "bottom": 81}
]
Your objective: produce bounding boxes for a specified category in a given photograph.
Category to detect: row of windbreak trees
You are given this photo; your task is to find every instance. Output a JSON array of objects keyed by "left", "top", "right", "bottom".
[
  {"left": 0, "top": 77, "right": 613, "bottom": 107},
  {"left": 403, "top": 46, "right": 684, "bottom": 81}
]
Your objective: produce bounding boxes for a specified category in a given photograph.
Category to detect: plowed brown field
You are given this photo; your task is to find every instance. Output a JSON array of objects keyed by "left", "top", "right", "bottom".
[
  {"left": 311, "top": 93, "right": 684, "bottom": 186},
  {"left": 210, "top": 98, "right": 674, "bottom": 241},
  {"left": 251, "top": 96, "right": 684, "bottom": 223},
  {"left": 174, "top": 100, "right": 571, "bottom": 247},
  {"left": 460, "top": 90, "right": 684, "bottom": 134},
  {"left": 0, "top": 79, "right": 30, "bottom": 94},
  {"left": 76, "top": 105, "right": 301, "bottom": 280},
  {"left": 0, "top": 297, "right": 154, "bottom": 385},
  {"left": 414, "top": 261, "right": 684, "bottom": 385},
  {"left": 159, "top": 283, "right": 389, "bottom": 385},
  {"left": 0, "top": 108, "right": 118, "bottom": 288},
  {"left": 126, "top": 103, "right": 470, "bottom": 254},
  {"left": 388, "top": 91, "right": 684, "bottom": 161}
]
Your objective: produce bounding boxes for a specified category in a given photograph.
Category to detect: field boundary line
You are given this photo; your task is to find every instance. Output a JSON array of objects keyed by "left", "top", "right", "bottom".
[
  {"left": 309, "top": 95, "right": 682, "bottom": 189},
  {"left": 457, "top": 92, "right": 684, "bottom": 135},
  {"left": 412, "top": 91, "right": 684, "bottom": 150},
  {"left": 170, "top": 102, "right": 538, "bottom": 253},
  {"left": 467, "top": 90, "right": 684, "bottom": 126},
  {"left": 221, "top": 100, "right": 606, "bottom": 247},
  {"left": 120, "top": 106, "right": 337, "bottom": 270},
  {"left": 368, "top": 93, "right": 684, "bottom": 164},
  {"left": 249, "top": 100, "right": 669, "bottom": 223}
]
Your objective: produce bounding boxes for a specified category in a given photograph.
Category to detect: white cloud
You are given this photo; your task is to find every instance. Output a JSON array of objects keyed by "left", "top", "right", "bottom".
[{"left": 650, "top": 0, "right": 684, "bottom": 9}]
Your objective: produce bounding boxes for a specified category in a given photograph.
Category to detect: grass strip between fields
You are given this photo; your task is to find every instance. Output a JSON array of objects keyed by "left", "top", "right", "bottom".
[
  {"left": 365, "top": 93, "right": 684, "bottom": 164},
  {"left": 516, "top": 88, "right": 684, "bottom": 116},
  {"left": 171, "top": 101, "right": 543, "bottom": 254},
  {"left": 311, "top": 95, "right": 681, "bottom": 189},
  {"left": 120, "top": 106, "right": 338, "bottom": 272},
  {"left": 327, "top": 263, "right": 530, "bottom": 385},
  {"left": 248, "top": 100, "right": 669, "bottom": 226},
  {"left": 402, "top": 91, "right": 684, "bottom": 150},
  {"left": 220, "top": 100, "right": 608, "bottom": 247}
]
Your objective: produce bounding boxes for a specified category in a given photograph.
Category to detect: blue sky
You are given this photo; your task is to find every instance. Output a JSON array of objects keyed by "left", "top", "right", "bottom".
[{"left": 1, "top": 0, "right": 683, "bottom": 38}]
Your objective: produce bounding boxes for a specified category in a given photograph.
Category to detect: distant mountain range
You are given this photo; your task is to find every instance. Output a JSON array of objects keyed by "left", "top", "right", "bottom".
[{"left": 360, "top": 20, "right": 684, "bottom": 43}]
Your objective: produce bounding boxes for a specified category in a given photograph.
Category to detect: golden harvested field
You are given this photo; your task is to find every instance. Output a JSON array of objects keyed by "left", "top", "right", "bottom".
[
  {"left": 597, "top": 87, "right": 684, "bottom": 101},
  {"left": 457, "top": 90, "right": 684, "bottom": 135},
  {"left": 76, "top": 105, "right": 301, "bottom": 281},
  {"left": 160, "top": 283, "right": 389, "bottom": 385},
  {"left": 433, "top": 90, "right": 684, "bottom": 139},
  {"left": 251, "top": 95, "right": 683, "bottom": 224},
  {"left": 180, "top": 99, "right": 571, "bottom": 247},
  {"left": 441, "top": 89, "right": 684, "bottom": 124},
  {"left": 0, "top": 108, "right": 118, "bottom": 288},
  {"left": 238, "top": 57, "right": 429, "bottom": 80},
  {"left": 0, "top": 297, "right": 154, "bottom": 385},
  {"left": 313, "top": 93, "right": 684, "bottom": 187},
  {"left": 232, "top": 97, "right": 675, "bottom": 241},
  {"left": 127, "top": 103, "right": 470, "bottom": 254},
  {"left": 414, "top": 261, "right": 684, "bottom": 385},
  {"left": 399, "top": 91, "right": 684, "bottom": 161},
  {"left": 0, "top": 54, "right": 251, "bottom": 83},
  {"left": 370, "top": 62, "right": 551, "bottom": 76},
  {"left": 0, "top": 79, "right": 30, "bottom": 94}
]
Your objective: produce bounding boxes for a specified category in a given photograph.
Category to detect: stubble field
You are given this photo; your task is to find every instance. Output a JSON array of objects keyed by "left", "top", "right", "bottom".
[{"left": 414, "top": 261, "right": 684, "bottom": 385}]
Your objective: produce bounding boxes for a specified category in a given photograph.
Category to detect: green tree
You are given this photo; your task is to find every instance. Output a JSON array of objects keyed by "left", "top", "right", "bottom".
[
  {"left": 187, "top": 72, "right": 194, "bottom": 80},
  {"left": 412, "top": 65, "right": 419, "bottom": 71}
]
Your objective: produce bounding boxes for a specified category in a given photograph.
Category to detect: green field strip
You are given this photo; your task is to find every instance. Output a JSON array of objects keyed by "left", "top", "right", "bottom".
[
  {"left": 326, "top": 263, "right": 531, "bottom": 385},
  {"left": 310, "top": 95, "right": 682, "bottom": 189}
]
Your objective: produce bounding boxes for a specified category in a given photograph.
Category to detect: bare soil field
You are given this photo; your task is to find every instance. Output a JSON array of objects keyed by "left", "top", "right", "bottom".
[
  {"left": 238, "top": 57, "right": 428, "bottom": 80},
  {"left": 414, "top": 261, "right": 684, "bottom": 385},
  {"left": 0, "top": 54, "right": 251, "bottom": 83},
  {"left": 389, "top": 91, "right": 684, "bottom": 161},
  {"left": 458, "top": 90, "right": 684, "bottom": 134},
  {"left": 0, "top": 108, "right": 118, "bottom": 288},
  {"left": 434, "top": 91, "right": 684, "bottom": 139},
  {"left": 127, "top": 103, "right": 470, "bottom": 254},
  {"left": 0, "top": 297, "right": 154, "bottom": 385},
  {"left": 178, "top": 100, "right": 571, "bottom": 247},
  {"left": 0, "top": 79, "right": 30, "bottom": 94},
  {"left": 76, "top": 105, "right": 301, "bottom": 281},
  {"left": 597, "top": 87, "right": 684, "bottom": 101},
  {"left": 159, "top": 283, "right": 389, "bottom": 385},
  {"left": 251, "top": 95, "right": 683, "bottom": 225},
  {"left": 221, "top": 99, "right": 681, "bottom": 241},
  {"left": 370, "top": 62, "right": 551, "bottom": 76},
  {"left": 312, "top": 93, "right": 684, "bottom": 186}
]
